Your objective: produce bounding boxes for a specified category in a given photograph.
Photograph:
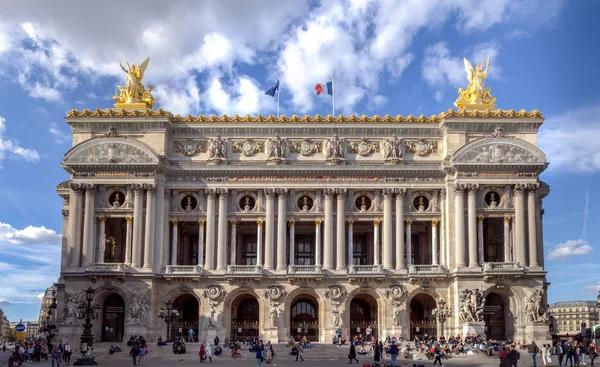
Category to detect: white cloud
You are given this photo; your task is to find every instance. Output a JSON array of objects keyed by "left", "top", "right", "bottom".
[
  {"left": 539, "top": 105, "right": 600, "bottom": 173},
  {"left": 0, "top": 221, "right": 61, "bottom": 245},
  {"left": 583, "top": 282, "right": 600, "bottom": 295},
  {"left": 48, "top": 122, "right": 71, "bottom": 144},
  {"left": 0, "top": 116, "right": 40, "bottom": 165},
  {"left": 547, "top": 239, "right": 594, "bottom": 260},
  {"left": 36, "top": 293, "right": 45, "bottom": 300}
]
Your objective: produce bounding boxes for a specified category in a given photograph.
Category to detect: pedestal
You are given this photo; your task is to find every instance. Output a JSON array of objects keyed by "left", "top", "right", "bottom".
[
  {"left": 462, "top": 322, "right": 485, "bottom": 336},
  {"left": 114, "top": 103, "right": 148, "bottom": 109},
  {"left": 525, "top": 322, "right": 551, "bottom": 346},
  {"left": 125, "top": 324, "right": 147, "bottom": 339},
  {"left": 205, "top": 328, "right": 217, "bottom": 345}
]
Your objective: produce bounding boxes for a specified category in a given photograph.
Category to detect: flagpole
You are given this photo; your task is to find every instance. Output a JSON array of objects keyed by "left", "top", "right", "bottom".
[
  {"left": 332, "top": 75, "right": 335, "bottom": 116},
  {"left": 277, "top": 76, "right": 280, "bottom": 117}
]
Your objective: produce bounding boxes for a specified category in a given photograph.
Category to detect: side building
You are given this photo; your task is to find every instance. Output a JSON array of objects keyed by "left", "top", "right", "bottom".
[
  {"left": 549, "top": 301, "right": 599, "bottom": 338},
  {"left": 0, "top": 309, "right": 10, "bottom": 341}
]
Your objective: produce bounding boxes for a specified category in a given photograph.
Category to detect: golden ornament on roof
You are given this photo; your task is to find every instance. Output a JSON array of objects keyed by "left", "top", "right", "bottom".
[
  {"left": 113, "top": 57, "right": 154, "bottom": 109},
  {"left": 454, "top": 57, "right": 496, "bottom": 110}
]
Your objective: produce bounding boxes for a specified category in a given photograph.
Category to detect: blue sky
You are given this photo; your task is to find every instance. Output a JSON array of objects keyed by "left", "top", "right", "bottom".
[{"left": 0, "top": 0, "right": 598, "bottom": 322}]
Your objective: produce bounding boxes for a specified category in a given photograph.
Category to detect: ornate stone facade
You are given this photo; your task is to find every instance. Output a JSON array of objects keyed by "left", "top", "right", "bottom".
[{"left": 55, "top": 110, "right": 551, "bottom": 345}]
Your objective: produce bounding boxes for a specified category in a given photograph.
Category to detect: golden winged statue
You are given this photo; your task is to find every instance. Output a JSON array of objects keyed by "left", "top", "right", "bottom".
[
  {"left": 114, "top": 57, "right": 155, "bottom": 109},
  {"left": 454, "top": 57, "right": 496, "bottom": 110}
]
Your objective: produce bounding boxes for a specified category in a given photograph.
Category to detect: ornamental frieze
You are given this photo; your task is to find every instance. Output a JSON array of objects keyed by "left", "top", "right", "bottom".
[
  {"left": 405, "top": 139, "right": 438, "bottom": 156},
  {"left": 232, "top": 138, "right": 263, "bottom": 157},
  {"left": 347, "top": 138, "right": 379, "bottom": 157},
  {"left": 173, "top": 139, "right": 206, "bottom": 156},
  {"left": 289, "top": 139, "right": 321, "bottom": 156}
]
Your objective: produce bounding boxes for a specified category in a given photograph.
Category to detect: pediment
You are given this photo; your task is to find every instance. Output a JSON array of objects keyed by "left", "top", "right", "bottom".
[
  {"left": 64, "top": 138, "right": 159, "bottom": 165},
  {"left": 452, "top": 137, "right": 546, "bottom": 165}
]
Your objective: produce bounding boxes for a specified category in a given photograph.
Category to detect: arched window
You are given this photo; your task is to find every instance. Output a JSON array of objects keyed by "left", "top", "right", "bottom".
[
  {"left": 291, "top": 300, "right": 317, "bottom": 321},
  {"left": 237, "top": 298, "right": 259, "bottom": 322}
]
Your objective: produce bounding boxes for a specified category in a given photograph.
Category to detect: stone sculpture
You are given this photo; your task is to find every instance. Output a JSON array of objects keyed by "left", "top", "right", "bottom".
[{"left": 458, "top": 288, "right": 485, "bottom": 323}]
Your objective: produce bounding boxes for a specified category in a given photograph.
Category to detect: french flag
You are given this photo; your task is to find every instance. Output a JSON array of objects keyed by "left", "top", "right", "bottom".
[{"left": 315, "top": 81, "right": 333, "bottom": 96}]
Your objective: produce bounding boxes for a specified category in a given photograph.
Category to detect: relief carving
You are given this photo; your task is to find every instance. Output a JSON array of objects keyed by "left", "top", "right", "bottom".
[
  {"left": 232, "top": 138, "right": 263, "bottom": 157},
  {"left": 406, "top": 139, "right": 438, "bottom": 156},
  {"left": 347, "top": 137, "right": 378, "bottom": 157},
  {"left": 380, "top": 135, "right": 404, "bottom": 162},
  {"left": 290, "top": 138, "right": 321, "bottom": 156},
  {"left": 68, "top": 143, "right": 157, "bottom": 164}
]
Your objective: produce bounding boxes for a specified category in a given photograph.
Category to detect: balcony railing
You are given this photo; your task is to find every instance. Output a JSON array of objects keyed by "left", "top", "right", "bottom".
[
  {"left": 85, "top": 263, "right": 126, "bottom": 272},
  {"left": 348, "top": 265, "right": 384, "bottom": 274},
  {"left": 287, "top": 265, "right": 324, "bottom": 274},
  {"left": 408, "top": 264, "right": 447, "bottom": 274},
  {"left": 481, "top": 262, "right": 523, "bottom": 272},
  {"left": 165, "top": 265, "right": 202, "bottom": 274},
  {"left": 226, "top": 265, "right": 263, "bottom": 274}
]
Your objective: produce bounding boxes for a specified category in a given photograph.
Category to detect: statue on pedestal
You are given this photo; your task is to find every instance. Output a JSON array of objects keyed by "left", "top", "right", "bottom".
[
  {"left": 454, "top": 57, "right": 496, "bottom": 110},
  {"left": 113, "top": 58, "right": 154, "bottom": 109}
]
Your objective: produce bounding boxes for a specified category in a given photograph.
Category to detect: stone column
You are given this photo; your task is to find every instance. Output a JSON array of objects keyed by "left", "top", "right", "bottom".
[
  {"left": 439, "top": 189, "right": 446, "bottom": 267},
  {"left": 503, "top": 216, "right": 512, "bottom": 262},
  {"left": 323, "top": 189, "right": 334, "bottom": 270},
  {"left": 230, "top": 220, "right": 237, "bottom": 266},
  {"left": 477, "top": 216, "right": 485, "bottom": 264},
  {"left": 467, "top": 184, "right": 479, "bottom": 268},
  {"left": 264, "top": 189, "right": 276, "bottom": 270},
  {"left": 336, "top": 190, "right": 346, "bottom": 271},
  {"left": 216, "top": 190, "right": 228, "bottom": 271},
  {"left": 125, "top": 216, "right": 133, "bottom": 265},
  {"left": 198, "top": 220, "right": 205, "bottom": 266},
  {"left": 143, "top": 185, "right": 156, "bottom": 268},
  {"left": 97, "top": 217, "right": 106, "bottom": 263},
  {"left": 527, "top": 185, "right": 540, "bottom": 267},
  {"left": 395, "top": 189, "right": 406, "bottom": 271},
  {"left": 205, "top": 190, "right": 217, "bottom": 270},
  {"left": 514, "top": 185, "right": 527, "bottom": 266},
  {"left": 373, "top": 219, "right": 381, "bottom": 266},
  {"left": 131, "top": 184, "right": 144, "bottom": 268},
  {"left": 347, "top": 220, "right": 354, "bottom": 266},
  {"left": 289, "top": 220, "right": 296, "bottom": 266},
  {"left": 170, "top": 220, "right": 178, "bottom": 265},
  {"left": 276, "top": 189, "right": 288, "bottom": 271},
  {"left": 315, "top": 219, "right": 322, "bottom": 266},
  {"left": 154, "top": 183, "right": 165, "bottom": 272},
  {"left": 383, "top": 189, "right": 393, "bottom": 270},
  {"left": 431, "top": 219, "right": 439, "bottom": 265},
  {"left": 454, "top": 184, "right": 466, "bottom": 268},
  {"left": 257, "top": 220, "right": 264, "bottom": 266},
  {"left": 68, "top": 185, "right": 84, "bottom": 268},
  {"left": 81, "top": 185, "right": 96, "bottom": 266},
  {"left": 405, "top": 220, "right": 412, "bottom": 267}
]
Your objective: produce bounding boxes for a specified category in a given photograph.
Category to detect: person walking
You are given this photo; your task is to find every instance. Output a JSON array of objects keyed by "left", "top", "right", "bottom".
[
  {"left": 565, "top": 343, "right": 574, "bottom": 367},
  {"left": 590, "top": 344, "right": 597, "bottom": 367},
  {"left": 507, "top": 346, "right": 521, "bottom": 367},
  {"left": 265, "top": 341, "right": 273, "bottom": 363},
  {"left": 556, "top": 343, "right": 564, "bottom": 367},
  {"left": 205, "top": 343, "right": 213, "bottom": 363},
  {"left": 433, "top": 345, "right": 443, "bottom": 367},
  {"left": 256, "top": 342, "right": 264, "bottom": 367},
  {"left": 51, "top": 346, "right": 61, "bottom": 367},
  {"left": 199, "top": 343, "right": 206, "bottom": 363},
  {"left": 129, "top": 343, "right": 139, "bottom": 366},
  {"left": 295, "top": 343, "right": 304, "bottom": 362},
  {"left": 348, "top": 342, "right": 359, "bottom": 364},
  {"left": 137, "top": 343, "right": 146, "bottom": 365},
  {"left": 528, "top": 341, "right": 540, "bottom": 367},
  {"left": 63, "top": 343, "right": 71, "bottom": 365},
  {"left": 542, "top": 344, "right": 549, "bottom": 367},
  {"left": 188, "top": 328, "right": 195, "bottom": 343}
]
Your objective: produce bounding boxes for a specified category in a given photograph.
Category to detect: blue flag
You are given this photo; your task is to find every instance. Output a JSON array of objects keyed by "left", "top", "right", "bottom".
[{"left": 265, "top": 79, "right": 279, "bottom": 97}]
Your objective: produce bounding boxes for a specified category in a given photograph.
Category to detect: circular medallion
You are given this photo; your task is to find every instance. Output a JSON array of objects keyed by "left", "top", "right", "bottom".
[
  {"left": 358, "top": 142, "right": 369, "bottom": 156},
  {"left": 300, "top": 141, "right": 311, "bottom": 155},
  {"left": 183, "top": 141, "right": 197, "bottom": 156},
  {"left": 242, "top": 141, "right": 253, "bottom": 155},
  {"left": 415, "top": 141, "right": 428, "bottom": 155}
]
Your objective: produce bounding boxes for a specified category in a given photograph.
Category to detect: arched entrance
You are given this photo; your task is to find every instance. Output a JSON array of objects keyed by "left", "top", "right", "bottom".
[
  {"left": 290, "top": 296, "right": 319, "bottom": 341},
  {"left": 410, "top": 293, "right": 437, "bottom": 339},
  {"left": 350, "top": 295, "right": 378, "bottom": 341},
  {"left": 171, "top": 294, "right": 199, "bottom": 341},
  {"left": 485, "top": 293, "right": 506, "bottom": 340},
  {"left": 101, "top": 293, "right": 125, "bottom": 342},
  {"left": 230, "top": 295, "right": 259, "bottom": 342}
]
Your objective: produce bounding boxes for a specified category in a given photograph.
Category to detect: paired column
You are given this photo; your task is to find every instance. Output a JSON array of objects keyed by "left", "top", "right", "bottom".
[
  {"left": 513, "top": 185, "right": 527, "bottom": 266},
  {"left": 289, "top": 220, "right": 296, "bottom": 266},
  {"left": 454, "top": 184, "right": 466, "bottom": 268},
  {"left": 204, "top": 190, "right": 217, "bottom": 270},
  {"left": 323, "top": 190, "right": 334, "bottom": 270},
  {"left": 198, "top": 220, "right": 205, "bottom": 266},
  {"left": 131, "top": 184, "right": 144, "bottom": 268},
  {"left": 97, "top": 217, "right": 106, "bottom": 263},
  {"left": 477, "top": 216, "right": 484, "bottom": 264},
  {"left": 264, "top": 189, "right": 275, "bottom": 270},
  {"left": 395, "top": 189, "right": 406, "bottom": 271},
  {"left": 153, "top": 183, "right": 165, "bottom": 272},
  {"left": 276, "top": 189, "right": 288, "bottom": 271},
  {"left": 527, "top": 184, "right": 540, "bottom": 267},
  {"left": 125, "top": 217, "right": 133, "bottom": 264},
  {"left": 230, "top": 221, "right": 237, "bottom": 266},
  {"left": 431, "top": 219, "right": 439, "bottom": 265},
  {"left": 336, "top": 190, "right": 346, "bottom": 271},
  {"left": 256, "top": 220, "right": 264, "bottom": 266},
  {"left": 467, "top": 184, "right": 479, "bottom": 268},
  {"left": 81, "top": 184, "right": 96, "bottom": 266},
  {"left": 503, "top": 216, "right": 512, "bottom": 262},
  {"left": 68, "top": 184, "right": 83, "bottom": 267},
  {"left": 315, "top": 220, "right": 322, "bottom": 266},
  {"left": 373, "top": 219, "right": 380, "bottom": 266},
  {"left": 405, "top": 220, "right": 412, "bottom": 267},
  {"left": 143, "top": 185, "right": 156, "bottom": 268},
  {"left": 347, "top": 220, "right": 354, "bottom": 266},
  {"left": 439, "top": 190, "right": 446, "bottom": 267},
  {"left": 216, "top": 190, "right": 228, "bottom": 271},
  {"left": 170, "top": 220, "right": 178, "bottom": 265},
  {"left": 382, "top": 189, "right": 393, "bottom": 270}
]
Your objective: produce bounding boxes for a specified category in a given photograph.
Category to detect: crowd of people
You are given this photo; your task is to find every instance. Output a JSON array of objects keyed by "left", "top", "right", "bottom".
[{"left": 5, "top": 340, "right": 72, "bottom": 367}]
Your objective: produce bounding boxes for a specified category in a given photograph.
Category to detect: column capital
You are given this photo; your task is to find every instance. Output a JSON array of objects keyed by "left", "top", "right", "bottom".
[
  {"left": 264, "top": 188, "right": 277, "bottom": 197},
  {"left": 514, "top": 183, "right": 527, "bottom": 194},
  {"left": 323, "top": 188, "right": 336, "bottom": 197},
  {"left": 315, "top": 219, "right": 323, "bottom": 226},
  {"left": 99, "top": 216, "right": 107, "bottom": 223},
  {"left": 346, "top": 219, "right": 354, "bottom": 225},
  {"left": 288, "top": 219, "right": 296, "bottom": 227},
  {"left": 68, "top": 182, "right": 85, "bottom": 192},
  {"left": 394, "top": 188, "right": 407, "bottom": 197},
  {"left": 466, "top": 183, "right": 480, "bottom": 193},
  {"left": 171, "top": 220, "right": 179, "bottom": 225},
  {"left": 198, "top": 220, "right": 205, "bottom": 226},
  {"left": 405, "top": 219, "right": 412, "bottom": 227},
  {"left": 335, "top": 188, "right": 347, "bottom": 197},
  {"left": 454, "top": 183, "right": 466, "bottom": 193},
  {"left": 216, "top": 188, "right": 229, "bottom": 196},
  {"left": 257, "top": 219, "right": 264, "bottom": 226},
  {"left": 143, "top": 183, "right": 156, "bottom": 192},
  {"left": 131, "top": 183, "right": 145, "bottom": 192},
  {"left": 432, "top": 218, "right": 439, "bottom": 227},
  {"left": 477, "top": 216, "right": 485, "bottom": 223},
  {"left": 62, "top": 209, "right": 69, "bottom": 217},
  {"left": 373, "top": 219, "right": 381, "bottom": 226},
  {"left": 230, "top": 220, "right": 237, "bottom": 226},
  {"left": 276, "top": 188, "right": 288, "bottom": 196},
  {"left": 525, "top": 183, "right": 540, "bottom": 192},
  {"left": 440, "top": 188, "right": 447, "bottom": 200},
  {"left": 504, "top": 215, "right": 512, "bottom": 224},
  {"left": 126, "top": 216, "right": 133, "bottom": 224},
  {"left": 205, "top": 188, "right": 218, "bottom": 196},
  {"left": 382, "top": 188, "right": 394, "bottom": 197}
]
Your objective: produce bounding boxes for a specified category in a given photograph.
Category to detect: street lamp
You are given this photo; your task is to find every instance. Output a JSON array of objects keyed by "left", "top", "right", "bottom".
[
  {"left": 158, "top": 301, "right": 179, "bottom": 342},
  {"left": 432, "top": 298, "right": 452, "bottom": 338},
  {"left": 73, "top": 287, "right": 101, "bottom": 366}
]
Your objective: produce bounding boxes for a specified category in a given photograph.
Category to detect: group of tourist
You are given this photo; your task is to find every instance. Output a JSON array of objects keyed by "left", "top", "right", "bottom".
[
  {"left": 7, "top": 340, "right": 72, "bottom": 367},
  {"left": 127, "top": 335, "right": 148, "bottom": 365}
]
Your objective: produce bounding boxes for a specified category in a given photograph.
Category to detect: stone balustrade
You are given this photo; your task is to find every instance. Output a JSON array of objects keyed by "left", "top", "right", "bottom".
[
  {"left": 287, "top": 265, "right": 324, "bottom": 274},
  {"left": 481, "top": 262, "right": 524, "bottom": 272},
  {"left": 85, "top": 263, "right": 126, "bottom": 272},
  {"left": 226, "top": 265, "right": 263, "bottom": 274},
  {"left": 408, "top": 264, "right": 447, "bottom": 274},
  {"left": 348, "top": 264, "right": 384, "bottom": 274},
  {"left": 165, "top": 265, "right": 202, "bottom": 274}
]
